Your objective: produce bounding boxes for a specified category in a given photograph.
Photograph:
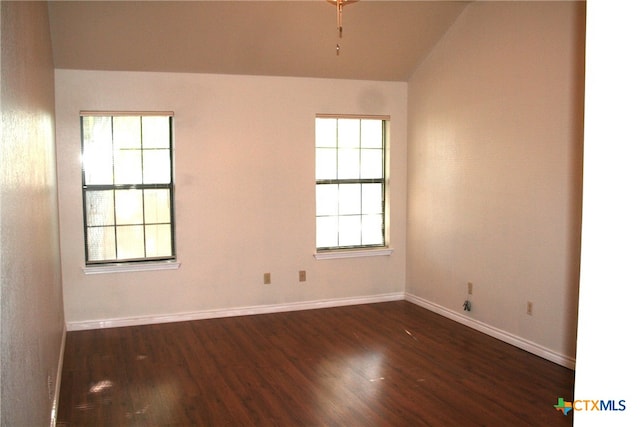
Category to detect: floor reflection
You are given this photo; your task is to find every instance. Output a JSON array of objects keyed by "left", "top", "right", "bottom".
[{"left": 315, "top": 351, "right": 385, "bottom": 419}]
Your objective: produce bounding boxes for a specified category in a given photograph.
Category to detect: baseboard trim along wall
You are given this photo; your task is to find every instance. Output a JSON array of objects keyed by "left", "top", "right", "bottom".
[
  {"left": 50, "top": 327, "right": 67, "bottom": 427},
  {"left": 404, "top": 293, "right": 576, "bottom": 370},
  {"left": 65, "top": 292, "right": 574, "bottom": 370},
  {"left": 65, "top": 292, "right": 406, "bottom": 331}
]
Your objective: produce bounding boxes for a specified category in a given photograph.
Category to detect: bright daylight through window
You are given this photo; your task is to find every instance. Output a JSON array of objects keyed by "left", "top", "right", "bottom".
[
  {"left": 315, "top": 116, "right": 387, "bottom": 250},
  {"left": 81, "top": 113, "right": 175, "bottom": 265}
]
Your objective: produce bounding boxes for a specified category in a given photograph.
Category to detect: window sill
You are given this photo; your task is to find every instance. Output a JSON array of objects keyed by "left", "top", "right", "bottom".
[
  {"left": 314, "top": 248, "right": 394, "bottom": 260},
  {"left": 82, "top": 260, "right": 181, "bottom": 275}
]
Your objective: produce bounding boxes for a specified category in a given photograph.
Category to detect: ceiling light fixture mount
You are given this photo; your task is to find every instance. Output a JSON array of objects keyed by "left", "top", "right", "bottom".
[{"left": 326, "top": 0, "right": 358, "bottom": 55}]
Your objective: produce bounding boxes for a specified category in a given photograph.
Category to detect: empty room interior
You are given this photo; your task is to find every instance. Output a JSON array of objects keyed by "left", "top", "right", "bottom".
[{"left": 2, "top": 0, "right": 637, "bottom": 426}]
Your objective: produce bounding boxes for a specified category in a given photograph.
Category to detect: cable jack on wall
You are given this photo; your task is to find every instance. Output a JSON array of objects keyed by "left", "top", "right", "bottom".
[
  {"left": 326, "top": 0, "right": 358, "bottom": 55},
  {"left": 463, "top": 281, "right": 472, "bottom": 311}
]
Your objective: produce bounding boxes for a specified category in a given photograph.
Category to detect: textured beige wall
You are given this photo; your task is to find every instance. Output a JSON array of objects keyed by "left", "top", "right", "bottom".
[
  {"left": 55, "top": 70, "right": 407, "bottom": 325},
  {"left": 406, "top": 1, "right": 585, "bottom": 359},
  {"left": 0, "top": 2, "right": 65, "bottom": 425}
]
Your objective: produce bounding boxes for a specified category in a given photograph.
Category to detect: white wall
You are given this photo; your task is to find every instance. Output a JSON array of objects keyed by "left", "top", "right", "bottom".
[
  {"left": 0, "top": 2, "right": 65, "bottom": 425},
  {"left": 406, "top": 1, "right": 585, "bottom": 363},
  {"left": 574, "top": 0, "right": 640, "bottom": 425},
  {"left": 55, "top": 70, "right": 407, "bottom": 326}
]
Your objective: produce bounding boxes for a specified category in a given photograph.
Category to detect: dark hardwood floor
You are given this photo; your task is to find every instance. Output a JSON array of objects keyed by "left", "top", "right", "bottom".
[{"left": 56, "top": 301, "right": 574, "bottom": 426}]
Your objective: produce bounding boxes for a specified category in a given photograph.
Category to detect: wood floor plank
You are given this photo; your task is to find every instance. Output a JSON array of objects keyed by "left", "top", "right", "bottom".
[{"left": 56, "top": 301, "right": 574, "bottom": 426}]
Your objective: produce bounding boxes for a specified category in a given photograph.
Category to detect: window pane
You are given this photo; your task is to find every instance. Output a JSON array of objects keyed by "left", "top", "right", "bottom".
[
  {"left": 316, "top": 216, "right": 338, "bottom": 248},
  {"left": 115, "top": 189, "right": 144, "bottom": 225},
  {"left": 83, "top": 116, "right": 113, "bottom": 185},
  {"left": 116, "top": 225, "right": 145, "bottom": 259},
  {"left": 114, "top": 149, "right": 142, "bottom": 184},
  {"left": 338, "top": 215, "right": 361, "bottom": 247},
  {"left": 143, "top": 149, "right": 171, "bottom": 184},
  {"left": 316, "top": 118, "right": 337, "bottom": 148},
  {"left": 83, "top": 116, "right": 111, "bottom": 145},
  {"left": 142, "top": 116, "right": 170, "bottom": 149},
  {"left": 85, "top": 190, "right": 115, "bottom": 226},
  {"left": 316, "top": 184, "right": 338, "bottom": 216},
  {"left": 361, "top": 119, "right": 383, "bottom": 148},
  {"left": 362, "top": 184, "right": 383, "bottom": 214},
  {"left": 337, "top": 148, "right": 359, "bottom": 179},
  {"left": 362, "top": 214, "right": 384, "bottom": 245},
  {"left": 113, "top": 117, "right": 141, "bottom": 149},
  {"left": 338, "top": 119, "right": 360, "bottom": 148},
  {"left": 316, "top": 148, "right": 337, "bottom": 180},
  {"left": 145, "top": 224, "right": 172, "bottom": 257},
  {"left": 144, "top": 189, "right": 171, "bottom": 224},
  {"left": 360, "top": 149, "right": 383, "bottom": 179},
  {"left": 87, "top": 226, "right": 116, "bottom": 261},
  {"left": 338, "top": 184, "right": 361, "bottom": 215}
]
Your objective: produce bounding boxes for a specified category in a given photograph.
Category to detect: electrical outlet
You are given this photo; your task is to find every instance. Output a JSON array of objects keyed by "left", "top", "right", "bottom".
[
  {"left": 527, "top": 301, "right": 533, "bottom": 316},
  {"left": 299, "top": 270, "right": 306, "bottom": 282},
  {"left": 467, "top": 282, "right": 473, "bottom": 295},
  {"left": 264, "top": 273, "right": 271, "bottom": 285}
]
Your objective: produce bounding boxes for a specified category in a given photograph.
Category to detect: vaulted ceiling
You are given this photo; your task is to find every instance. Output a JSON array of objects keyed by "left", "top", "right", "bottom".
[{"left": 48, "top": 1, "right": 470, "bottom": 81}]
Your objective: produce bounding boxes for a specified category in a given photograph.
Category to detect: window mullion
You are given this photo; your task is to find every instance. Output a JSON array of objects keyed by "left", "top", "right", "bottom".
[
  {"left": 168, "top": 117, "right": 175, "bottom": 257},
  {"left": 111, "top": 117, "right": 119, "bottom": 261},
  {"left": 359, "top": 120, "right": 363, "bottom": 246},
  {"left": 335, "top": 119, "right": 340, "bottom": 181},
  {"left": 316, "top": 178, "right": 383, "bottom": 185},
  {"left": 139, "top": 117, "right": 147, "bottom": 259}
]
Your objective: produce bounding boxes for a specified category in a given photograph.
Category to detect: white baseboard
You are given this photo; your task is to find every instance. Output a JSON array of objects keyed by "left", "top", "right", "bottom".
[
  {"left": 405, "top": 293, "right": 576, "bottom": 370},
  {"left": 64, "top": 292, "right": 574, "bottom": 370},
  {"left": 66, "top": 292, "right": 405, "bottom": 331},
  {"left": 50, "top": 325, "right": 66, "bottom": 427}
]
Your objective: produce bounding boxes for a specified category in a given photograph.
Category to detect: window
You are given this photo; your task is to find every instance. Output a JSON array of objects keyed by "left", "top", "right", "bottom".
[
  {"left": 81, "top": 113, "right": 176, "bottom": 265},
  {"left": 315, "top": 115, "right": 387, "bottom": 251}
]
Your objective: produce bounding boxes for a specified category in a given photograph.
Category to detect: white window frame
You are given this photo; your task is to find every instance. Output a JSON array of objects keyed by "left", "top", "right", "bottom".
[
  {"left": 314, "top": 114, "right": 391, "bottom": 258},
  {"left": 80, "top": 111, "right": 178, "bottom": 271}
]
